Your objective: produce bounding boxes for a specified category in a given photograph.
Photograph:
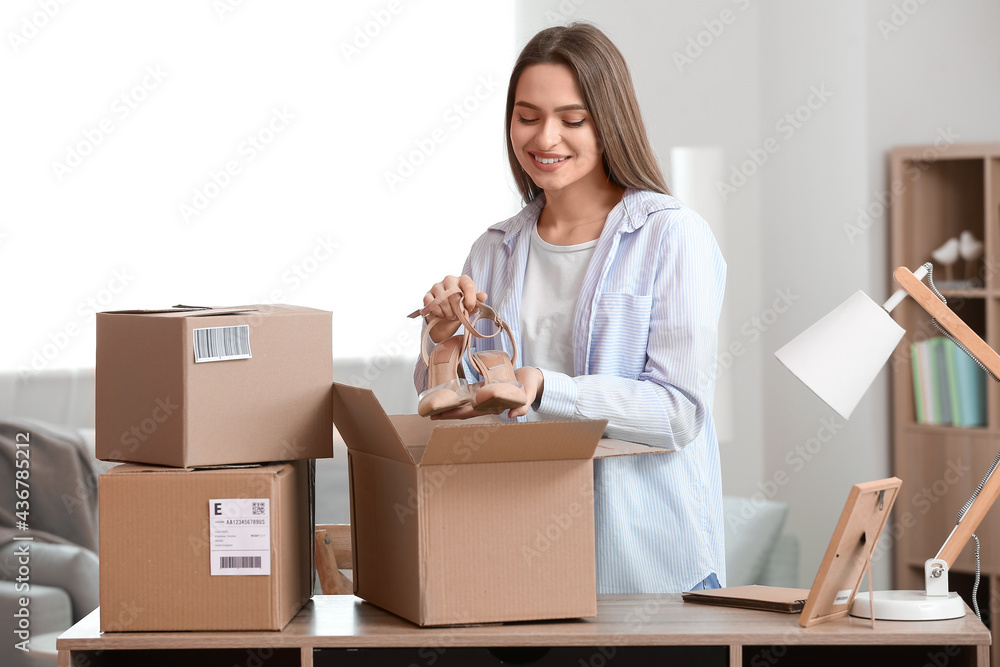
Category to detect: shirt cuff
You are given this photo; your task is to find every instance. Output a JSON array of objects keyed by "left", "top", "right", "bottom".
[{"left": 536, "top": 369, "right": 577, "bottom": 419}]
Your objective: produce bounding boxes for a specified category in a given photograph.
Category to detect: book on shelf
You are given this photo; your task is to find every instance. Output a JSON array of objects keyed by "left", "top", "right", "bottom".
[
  {"left": 912, "top": 340, "right": 938, "bottom": 424},
  {"left": 930, "top": 337, "right": 953, "bottom": 425},
  {"left": 946, "top": 338, "right": 988, "bottom": 427},
  {"left": 911, "top": 342, "right": 924, "bottom": 423},
  {"left": 911, "top": 336, "right": 986, "bottom": 427}
]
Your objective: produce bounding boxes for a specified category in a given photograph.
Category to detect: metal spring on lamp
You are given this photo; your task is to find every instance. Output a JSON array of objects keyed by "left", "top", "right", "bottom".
[
  {"left": 924, "top": 260, "right": 997, "bottom": 621},
  {"left": 954, "top": 467, "right": 997, "bottom": 623},
  {"left": 922, "top": 261, "right": 1000, "bottom": 383}
]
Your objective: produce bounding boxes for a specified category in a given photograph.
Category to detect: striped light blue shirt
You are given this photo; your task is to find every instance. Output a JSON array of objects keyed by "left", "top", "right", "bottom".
[{"left": 414, "top": 188, "right": 727, "bottom": 593}]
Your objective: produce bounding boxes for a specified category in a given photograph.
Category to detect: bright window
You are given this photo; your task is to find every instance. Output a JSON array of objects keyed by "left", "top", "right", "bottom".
[{"left": 1, "top": 1, "right": 518, "bottom": 373}]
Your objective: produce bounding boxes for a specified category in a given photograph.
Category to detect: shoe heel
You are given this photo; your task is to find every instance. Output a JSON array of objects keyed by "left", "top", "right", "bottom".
[
  {"left": 417, "top": 335, "right": 472, "bottom": 417},
  {"left": 470, "top": 349, "right": 526, "bottom": 413},
  {"left": 418, "top": 378, "right": 471, "bottom": 417}
]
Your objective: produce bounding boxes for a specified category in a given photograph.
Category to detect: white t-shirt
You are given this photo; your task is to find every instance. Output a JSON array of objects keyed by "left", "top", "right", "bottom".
[{"left": 520, "top": 223, "right": 598, "bottom": 385}]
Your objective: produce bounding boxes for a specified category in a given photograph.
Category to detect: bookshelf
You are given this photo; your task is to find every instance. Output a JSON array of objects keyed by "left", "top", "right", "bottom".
[{"left": 889, "top": 142, "right": 1000, "bottom": 662}]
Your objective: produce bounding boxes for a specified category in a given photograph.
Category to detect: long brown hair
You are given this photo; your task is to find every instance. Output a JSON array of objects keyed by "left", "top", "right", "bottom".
[{"left": 505, "top": 23, "right": 669, "bottom": 203}]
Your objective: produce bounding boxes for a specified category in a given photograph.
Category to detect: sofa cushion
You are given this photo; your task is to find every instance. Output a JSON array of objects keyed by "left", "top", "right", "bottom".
[
  {"left": 0, "top": 580, "right": 72, "bottom": 637},
  {"left": 723, "top": 495, "right": 789, "bottom": 587},
  {"left": 758, "top": 532, "right": 800, "bottom": 588}
]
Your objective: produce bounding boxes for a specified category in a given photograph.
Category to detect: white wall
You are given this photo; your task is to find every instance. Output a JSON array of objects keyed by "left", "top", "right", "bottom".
[
  {"left": 760, "top": 0, "right": 1000, "bottom": 591},
  {"left": 518, "top": 0, "right": 1000, "bottom": 589},
  {"left": 756, "top": 0, "right": 883, "bottom": 588},
  {"left": 516, "top": 0, "right": 768, "bottom": 510}
]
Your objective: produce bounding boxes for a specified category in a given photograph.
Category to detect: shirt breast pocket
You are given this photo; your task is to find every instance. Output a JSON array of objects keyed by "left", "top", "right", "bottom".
[{"left": 590, "top": 292, "right": 653, "bottom": 377}]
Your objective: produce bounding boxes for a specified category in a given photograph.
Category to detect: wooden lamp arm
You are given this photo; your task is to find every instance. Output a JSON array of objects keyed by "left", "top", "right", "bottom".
[
  {"left": 894, "top": 267, "right": 1000, "bottom": 377},
  {"left": 894, "top": 266, "right": 1000, "bottom": 568}
]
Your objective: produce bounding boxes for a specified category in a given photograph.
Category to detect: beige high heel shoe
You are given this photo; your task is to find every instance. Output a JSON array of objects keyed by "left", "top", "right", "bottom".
[
  {"left": 465, "top": 303, "right": 527, "bottom": 414},
  {"left": 409, "top": 289, "right": 473, "bottom": 417},
  {"left": 417, "top": 334, "right": 471, "bottom": 417},
  {"left": 408, "top": 289, "right": 527, "bottom": 417}
]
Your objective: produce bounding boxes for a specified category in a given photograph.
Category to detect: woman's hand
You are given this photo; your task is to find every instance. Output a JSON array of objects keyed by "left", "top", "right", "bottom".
[
  {"left": 422, "top": 274, "right": 486, "bottom": 343},
  {"left": 508, "top": 366, "right": 543, "bottom": 418}
]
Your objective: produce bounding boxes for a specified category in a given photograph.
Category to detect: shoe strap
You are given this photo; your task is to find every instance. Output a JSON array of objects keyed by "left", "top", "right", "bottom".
[
  {"left": 419, "top": 328, "right": 469, "bottom": 379},
  {"left": 467, "top": 303, "right": 518, "bottom": 368},
  {"left": 409, "top": 288, "right": 517, "bottom": 369}
]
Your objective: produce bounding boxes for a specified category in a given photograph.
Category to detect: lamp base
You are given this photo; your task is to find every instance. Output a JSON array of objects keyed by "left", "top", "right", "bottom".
[{"left": 850, "top": 590, "right": 966, "bottom": 621}]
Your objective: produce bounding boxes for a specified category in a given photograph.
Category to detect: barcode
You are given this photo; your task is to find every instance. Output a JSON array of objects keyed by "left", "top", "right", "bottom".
[
  {"left": 219, "top": 556, "right": 261, "bottom": 569},
  {"left": 193, "top": 325, "right": 252, "bottom": 363},
  {"left": 252, "top": 502, "right": 265, "bottom": 516}
]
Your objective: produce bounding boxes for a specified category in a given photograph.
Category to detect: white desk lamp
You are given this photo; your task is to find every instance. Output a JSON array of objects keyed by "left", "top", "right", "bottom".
[{"left": 776, "top": 263, "right": 999, "bottom": 621}]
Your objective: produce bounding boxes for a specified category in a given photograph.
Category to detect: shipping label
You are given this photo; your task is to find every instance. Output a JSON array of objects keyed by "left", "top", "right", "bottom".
[{"left": 209, "top": 498, "right": 270, "bottom": 575}]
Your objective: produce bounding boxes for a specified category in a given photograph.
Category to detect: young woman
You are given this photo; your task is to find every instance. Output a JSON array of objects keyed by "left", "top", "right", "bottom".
[{"left": 413, "top": 23, "right": 726, "bottom": 594}]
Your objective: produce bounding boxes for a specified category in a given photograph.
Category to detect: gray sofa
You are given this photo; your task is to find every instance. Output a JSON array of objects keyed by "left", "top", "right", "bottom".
[{"left": 0, "top": 371, "right": 102, "bottom": 666}]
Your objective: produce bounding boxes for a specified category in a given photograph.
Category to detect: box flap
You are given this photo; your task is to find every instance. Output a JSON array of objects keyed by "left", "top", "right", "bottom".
[
  {"left": 102, "top": 308, "right": 259, "bottom": 317},
  {"left": 593, "top": 438, "right": 673, "bottom": 458},
  {"left": 420, "top": 419, "right": 606, "bottom": 465},
  {"left": 105, "top": 462, "right": 274, "bottom": 474},
  {"left": 102, "top": 307, "right": 211, "bottom": 315},
  {"left": 99, "top": 305, "right": 285, "bottom": 318},
  {"left": 332, "top": 383, "right": 414, "bottom": 464}
]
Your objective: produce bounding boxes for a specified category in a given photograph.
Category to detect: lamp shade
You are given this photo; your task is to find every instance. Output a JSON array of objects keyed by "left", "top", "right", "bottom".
[{"left": 775, "top": 290, "right": 905, "bottom": 420}]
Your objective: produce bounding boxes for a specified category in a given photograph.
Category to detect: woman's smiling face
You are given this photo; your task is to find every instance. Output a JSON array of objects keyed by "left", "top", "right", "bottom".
[{"left": 509, "top": 63, "right": 606, "bottom": 196}]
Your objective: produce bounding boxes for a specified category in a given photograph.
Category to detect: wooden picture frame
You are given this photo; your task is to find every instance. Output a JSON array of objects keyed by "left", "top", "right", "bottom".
[{"left": 798, "top": 477, "right": 903, "bottom": 628}]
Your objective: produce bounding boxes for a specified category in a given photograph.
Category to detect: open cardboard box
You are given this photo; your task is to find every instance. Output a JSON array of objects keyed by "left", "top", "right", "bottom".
[{"left": 331, "top": 382, "right": 670, "bottom": 626}]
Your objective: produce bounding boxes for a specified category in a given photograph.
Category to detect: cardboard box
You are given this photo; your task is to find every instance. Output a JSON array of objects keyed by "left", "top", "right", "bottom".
[
  {"left": 96, "top": 304, "right": 333, "bottom": 467},
  {"left": 99, "top": 460, "right": 313, "bottom": 632},
  {"left": 331, "top": 382, "right": 668, "bottom": 626}
]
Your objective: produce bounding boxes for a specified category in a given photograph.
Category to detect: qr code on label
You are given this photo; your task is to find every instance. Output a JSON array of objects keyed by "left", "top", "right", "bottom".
[{"left": 252, "top": 502, "right": 265, "bottom": 516}]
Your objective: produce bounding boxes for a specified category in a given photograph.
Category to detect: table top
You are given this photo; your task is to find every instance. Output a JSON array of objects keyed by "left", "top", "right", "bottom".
[{"left": 58, "top": 594, "right": 992, "bottom": 651}]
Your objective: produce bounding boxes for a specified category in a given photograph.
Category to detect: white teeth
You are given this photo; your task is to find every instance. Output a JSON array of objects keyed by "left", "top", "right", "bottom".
[{"left": 533, "top": 155, "right": 567, "bottom": 165}]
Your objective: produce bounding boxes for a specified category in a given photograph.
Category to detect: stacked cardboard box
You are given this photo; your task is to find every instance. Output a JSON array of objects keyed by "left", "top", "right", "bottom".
[{"left": 95, "top": 305, "right": 333, "bottom": 632}]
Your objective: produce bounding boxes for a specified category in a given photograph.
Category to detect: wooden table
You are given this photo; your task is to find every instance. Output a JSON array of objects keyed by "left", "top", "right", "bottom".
[{"left": 57, "top": 594, "right": 991, "bottom": 667}]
